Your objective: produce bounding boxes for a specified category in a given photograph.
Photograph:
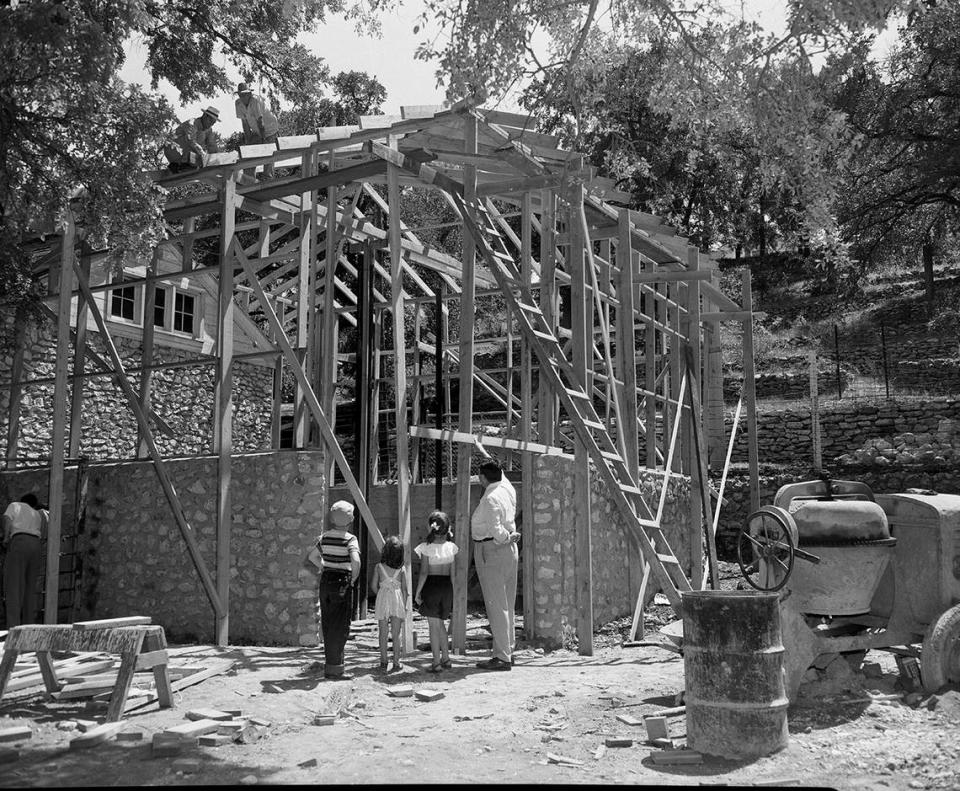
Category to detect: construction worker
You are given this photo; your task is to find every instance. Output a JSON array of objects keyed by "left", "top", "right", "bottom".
[
  {"left": 2, "top": 492, "right": 48, "bottom": 628},
  {"left": 163, "top": 106, "right": 220, "bottom": 172},
  {"left": 235, "top": 83, "right": 279, "bottom": 177}
]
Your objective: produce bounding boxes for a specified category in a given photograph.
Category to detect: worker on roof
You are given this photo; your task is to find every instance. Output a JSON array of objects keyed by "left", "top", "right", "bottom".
[
  {"left": 235, "top": 83, "right": 279, "bottom": 178},
  {"left": 163, "top": 106, "right": 220, "bottom": 173}
]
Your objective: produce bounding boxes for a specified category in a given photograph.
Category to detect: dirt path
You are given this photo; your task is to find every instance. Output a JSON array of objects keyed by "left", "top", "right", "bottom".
[{"left": 1, "top": 621, "right": 958, "bottom": 788}]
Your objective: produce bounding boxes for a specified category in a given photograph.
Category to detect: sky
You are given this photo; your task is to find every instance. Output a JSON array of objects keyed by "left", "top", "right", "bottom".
[{"left": 119, "top": 1, "right": 900, "bottom": 138}]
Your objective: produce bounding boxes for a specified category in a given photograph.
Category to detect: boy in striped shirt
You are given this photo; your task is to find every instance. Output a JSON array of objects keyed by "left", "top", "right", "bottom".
[{"left": 307, "top": 500, "right": 361, "bottom": 680}]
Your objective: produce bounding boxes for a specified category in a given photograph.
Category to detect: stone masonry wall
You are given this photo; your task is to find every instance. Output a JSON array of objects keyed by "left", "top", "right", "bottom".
[
  {"left": 0, "top": 451, "right": 325, "bottom": 645},
  {"left": 726, "top": 397, "right": 960, "bottom": 467},
  {"left": 530, "top": 456, "right": 691, "bottom": 647},
  {"left": 0, "top": 311, "right": 273, "bottom": 463}
]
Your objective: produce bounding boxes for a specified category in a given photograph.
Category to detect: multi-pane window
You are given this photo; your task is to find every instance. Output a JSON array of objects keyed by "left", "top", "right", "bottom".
[
  {"left": 108, "top": 271, "right": 199, "bottom": 338},
  {"left": 173, "top": 292, "right": 196, "bottom": 335},
  {"left": 109, "top": 282, "right": 137, "bottom": 321},
  {"left": 153, "top": 286, "right": 167, "bottom": 328}
]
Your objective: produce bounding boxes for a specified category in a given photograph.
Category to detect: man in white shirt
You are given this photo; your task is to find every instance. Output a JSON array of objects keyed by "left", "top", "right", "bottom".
[
  {"left": 470, "top": 460, "right": 521, "bottom": 670},
  {"left": 235, "top": 83, "right": 279, "bottom": 178},
  {"left": 2, "top": 493, "right": 48, "bottom": 627}
]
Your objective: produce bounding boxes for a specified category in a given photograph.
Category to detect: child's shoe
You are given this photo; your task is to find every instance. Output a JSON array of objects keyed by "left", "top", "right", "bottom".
[{"left": 391, "top": 661, "right": 403, "bottom": 672}]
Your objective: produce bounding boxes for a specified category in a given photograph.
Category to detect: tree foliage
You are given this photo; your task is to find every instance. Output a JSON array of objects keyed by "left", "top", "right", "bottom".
[
  {"left": 0, "top": 0, "right": 351, "bottom": 308},
  {"left": 279, "top": 70, "right": 386, "bottom": 134}
]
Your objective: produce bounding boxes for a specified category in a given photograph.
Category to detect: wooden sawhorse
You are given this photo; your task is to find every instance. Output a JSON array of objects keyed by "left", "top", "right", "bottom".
[{"left": 0, "top": 623, "right": 174, "bottom": 722}]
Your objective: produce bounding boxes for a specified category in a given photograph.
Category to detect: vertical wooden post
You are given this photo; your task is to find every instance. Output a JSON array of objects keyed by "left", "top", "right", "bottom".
[
  {"left": 5, "top": 305, "right": 27, "bottom": 469},
  {"left": 411, "top": 306, "right": 423, "bottom": 481},
  {"left": 294, "top": 151, "right": 315, "bottom": 448},
  {"left": 810, "top": 349, "right": 822, "bottom": 471},
  {"left": 644, "top": 257, "right": 658, "bottom": 470},
  {"left": 181, "top": 217, "right": 195, "bottom": 274},
  {"left": 568, "top": 184, "right": 593, "bottom": 656},
  {"left": 388, "top": 162, "right": 415, "bottom": 654},
  {"left": 538, "top": 189, "right": 557, "bottom": 447},
  {"left": 68, "top": 243, "right": 92, "bottom": 460},
  {"left": 435, "top": 287, "right": 444, "bottom": 507},
  {"left": 452, "top": 114, "right": 478, "bottom": 654},
  {"left": 136, "top": 249, "right": 157, "bottom": 459},
  {"left": 742, "top": 269, "right": 760, "bottom": 511},
  {"left": 616, "top": 210, "right": 643, "bottom": 607},
  {"left": 686, "top": 247, "right": 704, "bottom": 590},
  {"left": 321, "top": 151, "right": 339, "bottom": 483},
  {"left": 46, "top": 213, "right": 76, "bottom": 623},
  {"left": 355, "top": 243, "right": 375, "bottom": 620},
  {"left": 215, "top": 173, "right": 237, "bottom": 647},
  {"left": 519, "top": 192, "right": 535, "bottom": 640},
  {"left": 670, "top": 282, "right": 683, "bottom": 475}
]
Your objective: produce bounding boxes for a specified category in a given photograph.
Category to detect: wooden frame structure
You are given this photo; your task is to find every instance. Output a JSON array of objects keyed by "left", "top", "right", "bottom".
[{"left": 3, "top": 93, "right": 760, "bottom": 651}]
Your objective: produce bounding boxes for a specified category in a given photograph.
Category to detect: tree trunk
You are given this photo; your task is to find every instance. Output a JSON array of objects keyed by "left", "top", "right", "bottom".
[{"left": 922, "top": 241, "right": 935, "bottom": 317}]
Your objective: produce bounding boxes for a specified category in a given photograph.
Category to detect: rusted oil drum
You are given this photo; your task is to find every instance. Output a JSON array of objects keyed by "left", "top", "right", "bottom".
[{"left": 681, "top": 591, "right": 789, "bottom": 759}]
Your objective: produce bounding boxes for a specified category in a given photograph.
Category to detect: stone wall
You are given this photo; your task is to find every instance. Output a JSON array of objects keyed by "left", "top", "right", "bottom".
[
  {"left": 529, "top": 456, "right": 691, "bottom": 647},
  {"left": 0, "top": 311, "right": 273, "bottom": 463},
  {"left": 725, "top": 397, "right": 960, "bottom": 467},
  {"left": 0, "top": 451, "right": 325, "bottom": 645}
]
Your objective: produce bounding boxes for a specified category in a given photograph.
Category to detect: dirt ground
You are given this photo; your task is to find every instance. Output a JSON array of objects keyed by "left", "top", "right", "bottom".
[{"left": 1, "top": 606, "right": 959, "bottom": 789}]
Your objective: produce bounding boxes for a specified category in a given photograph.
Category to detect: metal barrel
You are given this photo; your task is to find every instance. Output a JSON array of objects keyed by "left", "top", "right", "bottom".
[{"left": 681, "top": 590, "right": 789, "bottom": 759}]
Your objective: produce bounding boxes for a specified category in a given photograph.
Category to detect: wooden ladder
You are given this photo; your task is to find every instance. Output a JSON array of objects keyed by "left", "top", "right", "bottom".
[{"left": 448, "top": 190, "right": 692, "bottom": 609}]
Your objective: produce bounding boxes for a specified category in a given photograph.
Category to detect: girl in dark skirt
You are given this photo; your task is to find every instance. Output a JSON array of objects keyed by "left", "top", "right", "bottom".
[{"left": 414, "top": 510, "right": 459, "bottom": 673}]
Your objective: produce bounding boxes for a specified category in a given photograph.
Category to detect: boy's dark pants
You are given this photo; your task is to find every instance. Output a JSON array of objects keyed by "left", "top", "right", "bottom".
[
  {"left": 318, "top": 572, "right": 352, "bottom": 677},
  {"left": 3, "top": 534, "right": 42, "bottom": 628}
]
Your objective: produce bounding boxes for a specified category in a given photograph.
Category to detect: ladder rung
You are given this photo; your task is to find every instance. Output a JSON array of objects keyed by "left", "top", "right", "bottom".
[
  {"left": 533, "top": 330, "right": 556, "bottom": 342},
  {"left": 516, "top": 301, "right": 540, "bottom": 314},
  {"left": 564, "top": 388, "right": 590, "bottom": 399},
  {"left": 657, "top": 553, "right": 681, "bottom": 565},
  {"left": 619, "top": 485, "right": 644, "bottom": 496},
  {"left": 600, "top": 450, "right": 624, "bottom": 462}
]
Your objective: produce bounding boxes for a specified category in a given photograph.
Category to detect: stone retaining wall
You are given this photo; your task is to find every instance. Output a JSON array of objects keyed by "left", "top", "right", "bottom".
[
  {"left": 0, "top": 451, "right": 325, "bottom": 645},
  {"left": 529, "top": 456, "right": 691, "bottom": 647},
  {"left": 0, "top": 311, "right": 273, "bottom": 463},
  {"left": 726, "top": 397, "right": 960, "bottom": 467}
]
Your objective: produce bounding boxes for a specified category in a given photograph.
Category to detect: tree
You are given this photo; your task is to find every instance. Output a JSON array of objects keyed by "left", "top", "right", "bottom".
[
  {"left": 279, "top": 70, "right": 386, "bottom": 134},
  {"left": 835, "top": 2, "right": 960, "bottom": 303},
  {"left": 0, "top": 0, "right": 348, "bottom": 309}
]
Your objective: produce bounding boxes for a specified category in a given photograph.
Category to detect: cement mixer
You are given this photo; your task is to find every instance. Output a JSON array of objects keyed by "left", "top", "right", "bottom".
[{"left": 737, "top": 478, "right": 960, "bottom": 700}]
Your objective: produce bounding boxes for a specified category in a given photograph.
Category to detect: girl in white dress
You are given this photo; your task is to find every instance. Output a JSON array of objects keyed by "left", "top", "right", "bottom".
[
  {"left": 371, "top": 535, "right": 407, "bottom": 672},
  {"left": 414, "top": 511, "right": 459, "bottom": 673}
]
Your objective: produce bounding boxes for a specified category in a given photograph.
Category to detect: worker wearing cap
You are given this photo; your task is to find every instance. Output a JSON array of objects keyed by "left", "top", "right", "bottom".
[
  {"left": 235, "top": 83, "right": 279, "bottom": 178},
  {"left": 163, "top": 106, "right": 220, "bottom": 172},
  {"left": 307, "top": 501, "right": 361, "bottom": 680}
]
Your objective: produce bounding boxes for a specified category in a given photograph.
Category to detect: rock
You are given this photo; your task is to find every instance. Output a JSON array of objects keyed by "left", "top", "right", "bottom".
[{"left": 239, "top": 775, "right": 258, "bottom": 785}]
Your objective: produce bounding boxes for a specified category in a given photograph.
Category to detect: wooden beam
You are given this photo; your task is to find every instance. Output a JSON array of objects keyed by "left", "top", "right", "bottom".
[
  {"left": 452, "top": 116, "right": 478, "bottom": 655},
  {"left": 568, "top": 184, "right": 593, "bottom": 656},
  {"left": 742, "top": 269, "right": 760, "bottom": 511},
  {"left": 68, "top": 245, "right": 92, "bottom": 459},
  {"left": 214, "top": 173, "right": 237, "bottom": 647},
  {"left": 685, "top": 247, "right": 703, "bottom": 591},
  {"left": 46, "top": 214, "right": 76, "bottom": 623},
  {"left": 388, "top": 162, "right": 416, "bottom": 654},
  {"left": 519, "top": 192, "right": 536, "bottom": 641},
  {"left": 408, "top": 426, "right": 575, "bottom": 460},
  {"left": 241, "top": 160, "right": 387, "bottom": 204},
  {"left": 538, "top": 188, "right": 558, "bottom": 446},
  {"left": 136, "top": 249, "right": 156, "bottom": 459}
]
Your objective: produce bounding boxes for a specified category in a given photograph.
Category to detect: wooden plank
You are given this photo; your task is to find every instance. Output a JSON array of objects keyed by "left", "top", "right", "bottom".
[
  {"left": 742, "top": 269, "right": 760, "bottom": 511},
  {"left": 125, "top": 659, "right": 233, "bottom": 714},
  {"left": 277, "top": 134, "right": 318, "bottom": 149},
  {"left": 520, "top": 191, "right": 536, "bottom": 641},
  {"left": 69, "top": 245, "right": 92, "bottom": 458},
  {"left": 358, "top": 113, "right": 402, "bottom": 129},
  {"left": 568, "top": 185, "right": 594, "bottom": 657},
  {"left": 538, "top": 189, "right": 557, "bottom": 446},
  {"left": 54, "top": 682, "right": 117, "bottom": 700},
  {"left": 35, "top": 651, "right": 60, "bottom": 692},
  {"left": 388, "top": 161, "right": 416, "bottom": 654},
  {"left": 241, "top": 160, "right": 387, "bottom": 204},
  {"left": 400, "top": 104, "right": 448, "bottom": 119},
  {"left": 452, "top": 115, "right": 478, "bottom": 655},
  {"left": 72, "top": 617, "right": 152, "bottom": 631},
  {"left": 46, "top": 213, "right": 75, "bottom": 623}
]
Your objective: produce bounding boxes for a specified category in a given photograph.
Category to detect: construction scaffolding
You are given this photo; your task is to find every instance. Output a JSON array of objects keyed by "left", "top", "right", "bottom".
[{"left": 4, "top": 92, "right": 760, "bottom": 652}]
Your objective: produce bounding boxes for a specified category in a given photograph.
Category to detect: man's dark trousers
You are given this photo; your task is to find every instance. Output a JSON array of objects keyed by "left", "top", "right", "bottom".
[
  {"left": 3, "top": 533, "right": 42, "bottom": 627},
  {"left": 318, "top": 572, "right": 352, "bottom": 677}
]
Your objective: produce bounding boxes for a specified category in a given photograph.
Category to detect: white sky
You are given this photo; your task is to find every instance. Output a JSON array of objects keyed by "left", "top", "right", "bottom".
[{"left": 118, "top": 1, "right": 901, "bottom": 137}]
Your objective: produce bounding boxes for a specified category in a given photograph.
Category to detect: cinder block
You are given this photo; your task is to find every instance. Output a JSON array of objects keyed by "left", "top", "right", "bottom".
[
  {"left": 313, "top": 714, "right": 336, "bottom": 726},
  {"left": 605, "top": 737, "right": 633, "bottom": 748},
  {"left": 0, "top": 727, "right": 31, "bottom": 744},
  {"left": 198, "top": 733, "right": 234, "bottom": 747},
  {"left": 116, "top": 731, "right": 144, "bottom": 742},
  {"left": 414, "top": 690, "right": 444, "bottom": 702},
  {"left": 650, "top": 749, "right": 702, "bottom": 765},
  {"left": 298, "top": 758, "right": 318, "bottom": 768},
  {"left": 615, "top": 714, "right": 642, "bottom": 726},
  {"left": 388, "top": 686, "right": 414, "bottom": 698},
  {"left": 644, "top": 716, "right": 669, "bottom": 741},
  {"left": 186, "top": 708, "right": 234, "bottom": 722}
]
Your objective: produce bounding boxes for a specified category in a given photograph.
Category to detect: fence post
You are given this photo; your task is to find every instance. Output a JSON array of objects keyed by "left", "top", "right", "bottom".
[
  {"left": 834, "top": 324, "right": 843, "bottom": 399},
  {"left": 881, "top": 321, "right": 890, "bottom": 399},
  {"left": 810, "top": 349, "right": 822, "bottom": 471}
]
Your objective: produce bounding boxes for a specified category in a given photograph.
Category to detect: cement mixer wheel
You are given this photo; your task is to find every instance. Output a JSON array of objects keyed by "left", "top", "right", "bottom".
[
  {"left": 920, "top": 603, "right": 960, "bottom": 692},
  {"left": 737, "top": 508, "right": 796, "bottom": 592}
]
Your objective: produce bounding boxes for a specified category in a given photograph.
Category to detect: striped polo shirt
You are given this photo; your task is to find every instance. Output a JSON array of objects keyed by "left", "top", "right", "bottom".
[{"left": 316, "top": 529, "right": 360, "bottom": 575}]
